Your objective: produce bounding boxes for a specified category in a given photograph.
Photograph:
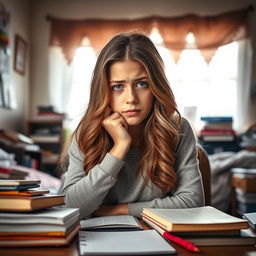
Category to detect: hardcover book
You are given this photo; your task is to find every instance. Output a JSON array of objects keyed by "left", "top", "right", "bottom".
[
  {"left": 142, "top": 206, "right": 248, "bottom": 232},
  {"left": 0, "top": 194, "right": 65, "bottom": 211}
]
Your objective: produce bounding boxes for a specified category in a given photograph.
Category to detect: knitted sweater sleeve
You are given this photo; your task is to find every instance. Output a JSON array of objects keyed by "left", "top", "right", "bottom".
[
  {"left": 60, "top": 138, "right": 124, "bottom": 219},
  {"left": 128, "top": 118, "right": 205, "bottom": 217}
]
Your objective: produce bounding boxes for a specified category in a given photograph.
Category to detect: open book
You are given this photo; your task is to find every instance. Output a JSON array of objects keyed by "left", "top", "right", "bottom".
[
  {"left": 142, "top": 206, "right": 249, "bottom": 232},
  {"left": 80, "top": 215, "right": 143, "bottom": 231}
]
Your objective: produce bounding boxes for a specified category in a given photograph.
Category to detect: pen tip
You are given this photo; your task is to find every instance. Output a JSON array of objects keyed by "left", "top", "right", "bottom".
[{"left": 193, "top": 247, "right": 200, "bottom": 252}]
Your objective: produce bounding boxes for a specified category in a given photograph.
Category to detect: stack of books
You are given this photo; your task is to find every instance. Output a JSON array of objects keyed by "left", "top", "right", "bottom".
[
  {"left": 0, "top": 207, "right": 80, "bottom": 246},
  {"left": 0, "top": 179, "right": 80, "bottom": 247},
  {"left": 200, "top": 116, "right": 235, "bottom": 142},
  {"left": 232, "top": 168, "right": 256, "bottom": 214},
  {"left": 0, "top": 166, "right": 27, "bottom": 180},
  {"left": 141, "top": 206, "right": 256, "bottom": 246},
  {"left": 35, "top": 105, "right": 66, "bottom": 121},
  {"left": 0, "top": 180, "right": 64, "bottom": 212}
]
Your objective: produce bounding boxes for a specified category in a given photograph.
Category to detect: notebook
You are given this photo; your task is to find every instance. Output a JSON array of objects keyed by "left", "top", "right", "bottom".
[
  {"left": 80, "top": 215, "right": 142, "bottom": 231},
  {"left": 79, "top": 230, "right": 176, "bottom": 255}
]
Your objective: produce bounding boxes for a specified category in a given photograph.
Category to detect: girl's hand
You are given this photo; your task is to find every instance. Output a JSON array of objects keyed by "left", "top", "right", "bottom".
[{"left": 102, "top": 109, "right": 131, "bottom": 159}]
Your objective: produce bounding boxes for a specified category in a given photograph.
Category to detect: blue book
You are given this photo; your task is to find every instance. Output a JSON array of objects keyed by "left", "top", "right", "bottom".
[
  {"left": 200, "top": 116, "right": 233, "bottom": 123},
  {"left": 0, "top": 180, "right": 40, "bottom": 191},
  {"left": 0, "top": 184, "right": 40, "bottom": 191}
]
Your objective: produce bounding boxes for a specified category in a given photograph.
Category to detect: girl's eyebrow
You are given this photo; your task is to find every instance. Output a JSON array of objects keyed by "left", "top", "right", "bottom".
[
  {"left": 110, "top": 80, "right": 125, "bottom": 84},
  {"left": 110, "top": 76, "right": 148, "bottom": 84},
  {"left": 134, "top": 76, "right": 148, "bottom": 82}
]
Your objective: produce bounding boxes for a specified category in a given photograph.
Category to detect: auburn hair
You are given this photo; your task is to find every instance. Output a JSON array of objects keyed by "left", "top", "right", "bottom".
[{"left": 61, "top": 32, "right": 181, "bottom": 194}]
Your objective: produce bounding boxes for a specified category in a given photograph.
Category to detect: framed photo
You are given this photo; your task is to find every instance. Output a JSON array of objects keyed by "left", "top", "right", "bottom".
[{"left": 13, "top": 34, "right": 27, "bottom": 75}]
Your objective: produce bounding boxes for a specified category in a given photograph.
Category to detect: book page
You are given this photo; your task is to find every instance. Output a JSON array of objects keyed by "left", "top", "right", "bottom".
[{"left": 80, "top": 215, "right": 142, "bottom": 230}]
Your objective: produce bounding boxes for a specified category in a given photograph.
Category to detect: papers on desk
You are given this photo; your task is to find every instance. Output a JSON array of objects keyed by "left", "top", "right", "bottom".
[{"left": 79, "top": 230, "right": 176, "bottom": 255}]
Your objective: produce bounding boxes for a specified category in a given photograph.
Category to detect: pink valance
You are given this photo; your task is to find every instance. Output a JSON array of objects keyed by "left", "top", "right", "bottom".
[{"left": 47, "top": 6, "right": 252, "bottom": 64}]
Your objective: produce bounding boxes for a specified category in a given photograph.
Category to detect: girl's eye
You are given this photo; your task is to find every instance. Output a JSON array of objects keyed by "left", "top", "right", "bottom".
[
  {"left": 137, "top": 81, "right": 148, "bottom": 88},
  {"left": 112, "top": 84, "right": 123, "bottom": 90}
]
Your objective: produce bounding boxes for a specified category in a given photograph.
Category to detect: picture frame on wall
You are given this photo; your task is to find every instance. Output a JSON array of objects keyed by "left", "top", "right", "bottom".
[{"left": 13, "top": 34, "right": 27, "bottom": 75}]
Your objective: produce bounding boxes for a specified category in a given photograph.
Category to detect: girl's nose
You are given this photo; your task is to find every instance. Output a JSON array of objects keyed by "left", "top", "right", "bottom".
[{"left": 125, "top": 87, "right": 138, "bottom": 104}]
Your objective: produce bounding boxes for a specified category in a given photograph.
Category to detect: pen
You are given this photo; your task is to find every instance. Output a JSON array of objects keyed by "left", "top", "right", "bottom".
[{"left": 142, "top": 217, "right": 200, "bottom": 253}]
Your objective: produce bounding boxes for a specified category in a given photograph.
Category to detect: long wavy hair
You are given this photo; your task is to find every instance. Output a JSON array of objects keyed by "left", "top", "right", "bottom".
[{"left": 61, "top": 32, "right": 181, "bottom": 194}]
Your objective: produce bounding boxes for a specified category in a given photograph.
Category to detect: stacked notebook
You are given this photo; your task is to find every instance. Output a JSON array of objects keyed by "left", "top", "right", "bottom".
[
  {"left": 0, "top": 208, "right": 80, "bottom": 246},
  {"left": 142, "top": 206, "right": 256, "bottom": 246},
  {"left": 0, "top": 179, "right": 80, "bottom": 247},
  {"left": 0, "top": 180, "right": 64, "bottom": 211}
]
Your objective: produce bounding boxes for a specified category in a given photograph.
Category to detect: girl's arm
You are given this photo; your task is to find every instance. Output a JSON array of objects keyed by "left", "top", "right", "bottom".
[
  {"left": 60, "top": 138, "right": 125, "bottom": 220},
  {"left": 61, "top": 111, "right": 131, "bottom": 220}
]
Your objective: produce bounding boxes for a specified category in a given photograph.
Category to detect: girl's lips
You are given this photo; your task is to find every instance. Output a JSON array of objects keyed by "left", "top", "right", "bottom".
[{"left": 123, "top": 109, "right": 141, "bottom": 117}]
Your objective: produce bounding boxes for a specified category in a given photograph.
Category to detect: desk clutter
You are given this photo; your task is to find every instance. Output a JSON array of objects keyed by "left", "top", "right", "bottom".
[
  {"left": 0, "top": 179, "right": 79, "bottom": 247},
  {"left": 0, "top": 181, "right": 255, "bottom": 253}
]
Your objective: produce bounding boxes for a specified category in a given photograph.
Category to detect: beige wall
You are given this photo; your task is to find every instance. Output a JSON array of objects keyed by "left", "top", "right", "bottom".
[{"left": 0, "top": 0, "right": 30, "bottom": 132}]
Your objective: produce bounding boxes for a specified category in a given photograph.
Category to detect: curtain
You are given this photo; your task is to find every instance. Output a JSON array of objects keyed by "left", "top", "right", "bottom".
[{"left": 47, "top": 6, "right": 252, "bottom": 64}]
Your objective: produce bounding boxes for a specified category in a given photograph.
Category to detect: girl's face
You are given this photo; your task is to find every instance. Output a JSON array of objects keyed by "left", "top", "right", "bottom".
[{"left": 109, "top": 60, "right": 154, "bottom": 127}]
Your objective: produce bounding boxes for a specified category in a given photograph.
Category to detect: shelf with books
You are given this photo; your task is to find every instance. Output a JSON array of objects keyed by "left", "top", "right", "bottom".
[
  {"left": 199, "top": 116, "right": 240, "bottom": 154},
  {"left": 0, "top": 138, "right": 42, "bottom": 170},
  {"left": 26, "top": 119, "right": 64, "bottom": 177}
]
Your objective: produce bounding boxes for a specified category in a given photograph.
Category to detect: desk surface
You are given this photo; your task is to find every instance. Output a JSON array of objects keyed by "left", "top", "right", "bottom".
[
  {"left": 0, "top": 236, "right": 255, "bottom": 256},
  {"left": 1, "top": 220, "right": 256, "bottom": 256}
]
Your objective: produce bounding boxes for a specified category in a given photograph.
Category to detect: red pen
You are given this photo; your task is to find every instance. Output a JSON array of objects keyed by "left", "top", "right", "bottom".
[
  {"left": 163, "top": 231, "right": 199, "bottom": 252},
  {"left": 142, "top": 217, "right": 200, "bottom": 253}
]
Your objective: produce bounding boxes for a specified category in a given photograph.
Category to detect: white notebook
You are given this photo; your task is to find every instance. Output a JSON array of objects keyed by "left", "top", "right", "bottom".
[
  {"left": 80, "top": 215, "right": 142, "bottom": 231},
  {"left": 79, "top": 230, "right": 176, "bottom": 255}
]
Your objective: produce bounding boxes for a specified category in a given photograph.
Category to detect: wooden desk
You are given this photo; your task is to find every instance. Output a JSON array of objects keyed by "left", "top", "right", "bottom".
[
  {"left": 0, "top": 220, "right": 256, "bottom": 256},
  {"left": 0, "top": 235, "right": 255, "bottom": 256}
]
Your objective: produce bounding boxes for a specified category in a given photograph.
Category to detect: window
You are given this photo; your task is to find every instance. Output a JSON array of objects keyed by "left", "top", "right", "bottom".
[{"left": 156, "top": 42, "right": 238, "bottom": 130}]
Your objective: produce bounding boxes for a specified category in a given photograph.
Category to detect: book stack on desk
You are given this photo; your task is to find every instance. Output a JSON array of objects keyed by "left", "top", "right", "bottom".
[
  {"left": 0, "top": 179, "right": 80, "bottom": 247},
  {"left": 232, "top": 168, "right": 256, "bottom": 214},
  {"left": 142, "top": 206, "right": 256, "bottom": 246},
  {"left": 0, "top": 179, "right": 65, "bottom": 212},
  {"left": 0, "top": 208, "right": 80, "bottom": 247}
]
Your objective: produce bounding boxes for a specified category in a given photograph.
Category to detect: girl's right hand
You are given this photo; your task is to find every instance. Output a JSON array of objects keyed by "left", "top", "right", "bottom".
[{"left": 102, "top": 109, "right": 131, "bottom": 159}]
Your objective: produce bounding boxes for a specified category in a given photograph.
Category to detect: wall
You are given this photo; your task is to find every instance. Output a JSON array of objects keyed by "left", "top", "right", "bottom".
[
  {"left": 0, "top": 0, "right": 30, "bottom": 132},
  {"left": 30, "top": 0, "right": 256, "bottom": 131}
]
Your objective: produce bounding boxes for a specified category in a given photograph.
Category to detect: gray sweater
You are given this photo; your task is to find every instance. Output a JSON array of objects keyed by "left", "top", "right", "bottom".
[{"left": 61, "top": 118, "right": 204, "bottom": 219}]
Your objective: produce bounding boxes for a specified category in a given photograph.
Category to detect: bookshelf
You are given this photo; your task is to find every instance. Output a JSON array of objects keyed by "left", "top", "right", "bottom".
[
  {"left": 0, "top": 140, "right": 42, "bottom": 169},
  {"left": 26, "top": 119, "right": 64, "bottom": 177}
]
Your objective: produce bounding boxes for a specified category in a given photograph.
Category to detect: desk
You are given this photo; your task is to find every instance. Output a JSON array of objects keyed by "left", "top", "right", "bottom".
[
  {"left": 1, "top": 220, "right": 256, "bottom": 256},
  {"left": 0, "top": 235, "right": 255, "bottom": 256}
]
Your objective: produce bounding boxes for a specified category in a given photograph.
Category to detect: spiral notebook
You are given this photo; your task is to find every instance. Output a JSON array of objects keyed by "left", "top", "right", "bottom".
[{"left": 79, "top": 230, "right": 176, "bottom": 255}]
